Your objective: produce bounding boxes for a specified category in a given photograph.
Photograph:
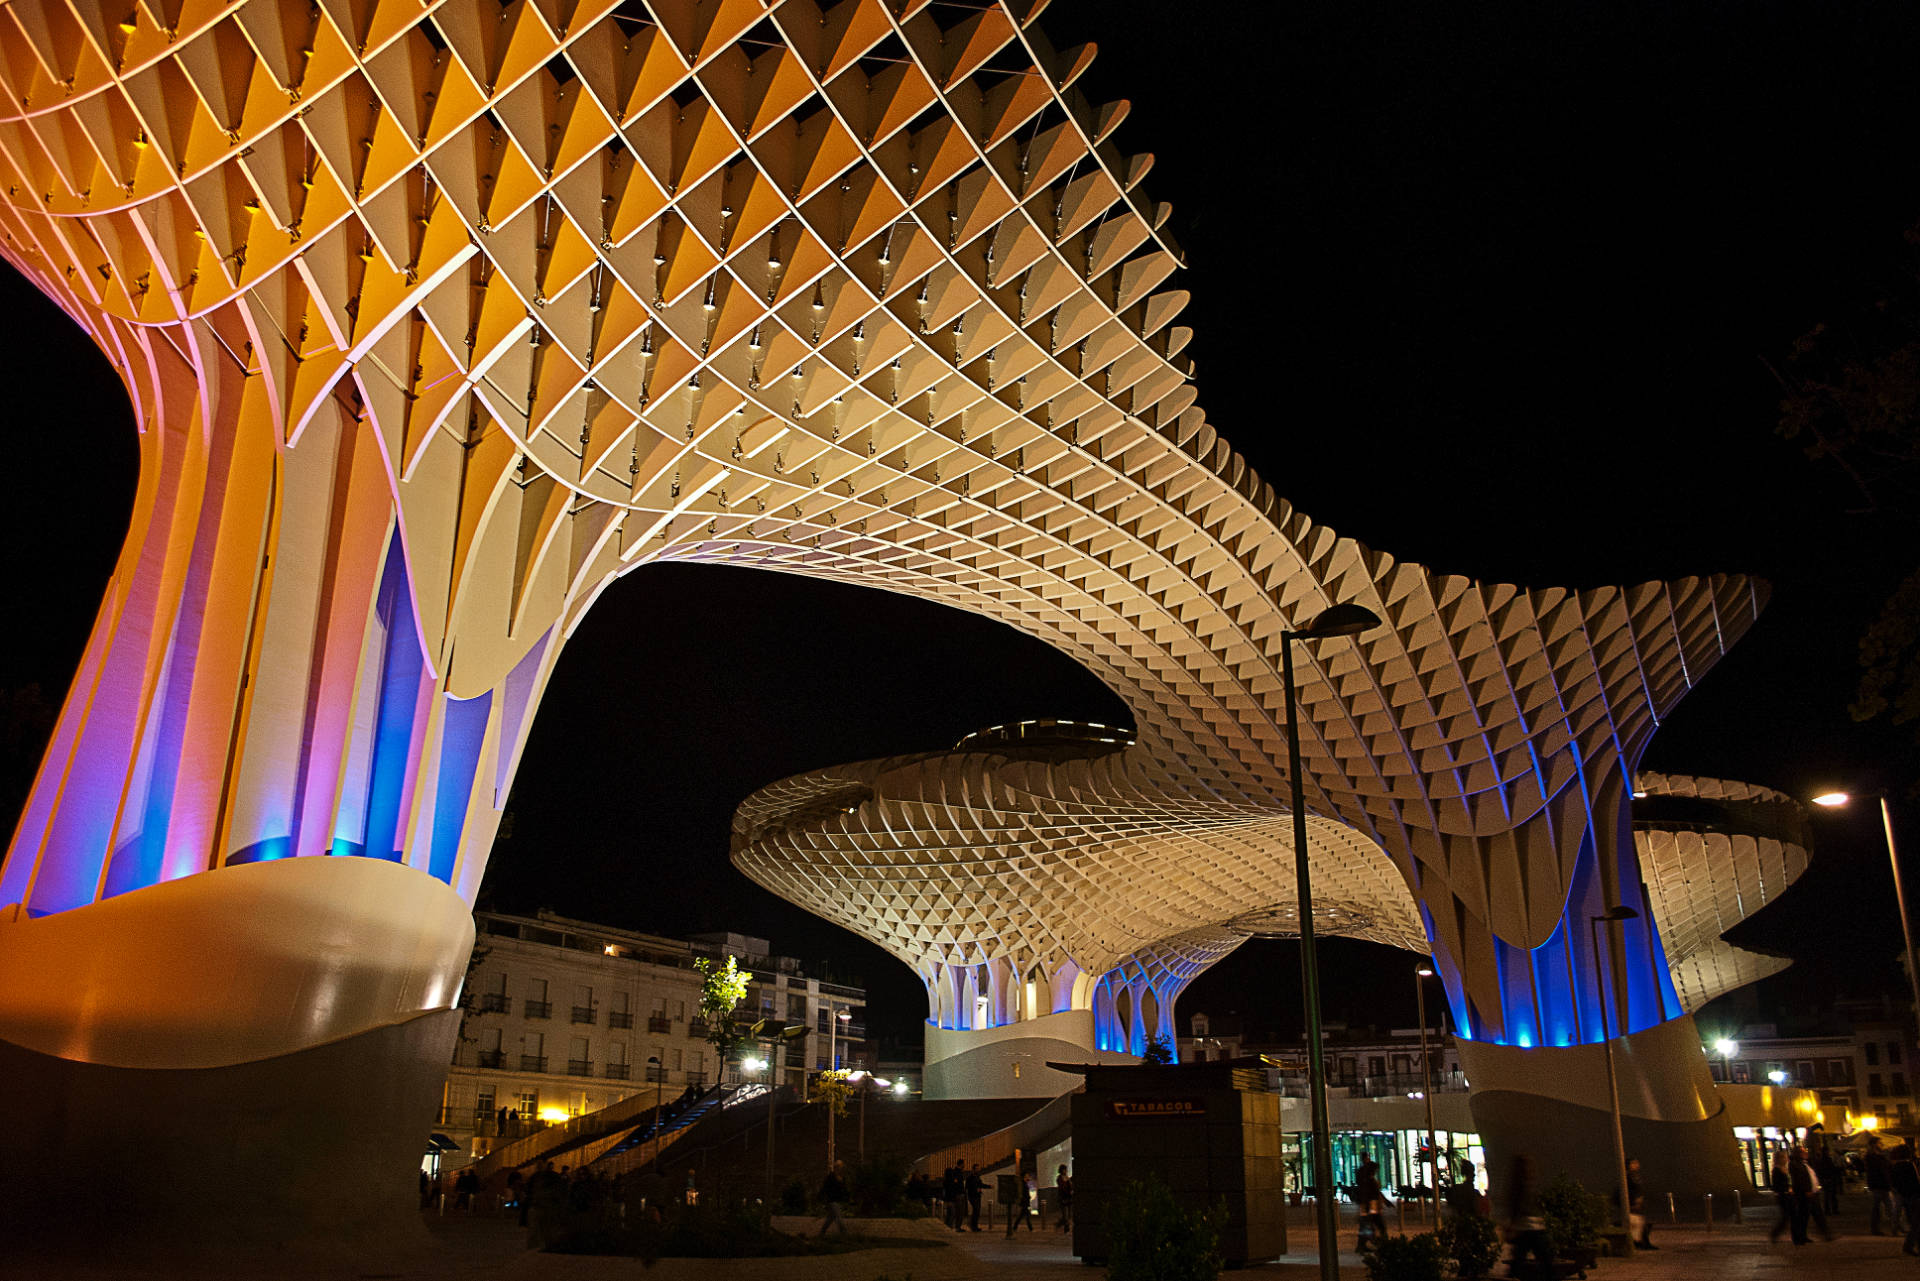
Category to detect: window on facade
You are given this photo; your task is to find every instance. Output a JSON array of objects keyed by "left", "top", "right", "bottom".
[
  {"left": 518, "top": 1091, "right": 538, "bottom": 1117},
  {"left": 1871, "top": 1073, "right": 1886, "bottom": 1096},
  {"left": 1896, "top": 1072, "right": 1910, "bottom": 1096},
  {"left": 1392, "top": 1055, "right": 1412, "bottom": 1074},
  {"left": 489, "top": 971, "right": 507, "bottom": 995},
  {"left": 671, "top": 1049, "right": 683, "bottom": 1070},
  {"left": 608, "top": 1041, "right": 626, "bottom": 1065},
  {"left": 1892, "top": 1043, "right": 1906, "bottom": 1066},
  {"left": 674, "top": 999, "right": 686, "bottom": 1020},
  {"left": 789, "top": 994, "right": 808, "bottom": 1019},
  {"left": 525, "top": 1031, "right": 544, "bottom": 1056},
  {"left": 1192, "top": 1014, "right": 1210, "bottom": 1036},
  {"left": 1369, "top": 1057, "right": 1386, "bottom": 1076},
  {"left": 1829, "top": 1059, "right": 1850, "bottom": 1084},
  {"left": 1867, "top": 1043, "right": 1882, "bottom": 1066},
  {"left": 476, "top": 1087, "right": 494, "bottom": 1116},
  {"left": 529, "top": 978, "right": 548, "bottom": 1001},
  {"left": 482, "top": 1027, "right": 503, "bottom": 1053},
  {"left": 1338, "top": 1057, "right": 1357, "bottom": 1079},
  {"left": 652, "top": 995, "right": 666, "bottom": 1015},
  {"left": 1797, "top": 1061, "right": 1815, "bottom": 1085},
  {"left": 1732, "top": 1063, "right": 1751, "bottom": 1084},
  {"left": 612, "top": 991, "right": 630, "bottom": 1014}
]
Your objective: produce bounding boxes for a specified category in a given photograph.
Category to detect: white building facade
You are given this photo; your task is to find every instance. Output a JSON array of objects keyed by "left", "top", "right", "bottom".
[{"left": 439, "top": 911, "right": 868, "bottom": 1165}]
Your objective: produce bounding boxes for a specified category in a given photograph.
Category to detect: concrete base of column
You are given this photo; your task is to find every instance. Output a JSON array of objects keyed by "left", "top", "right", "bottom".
[
  {"left": 0, "top": 1007, "right": 461, "bottom": 1272},
  {"left": 1456, "top": 1013, "right": 1747, "bottom": 1207},
  {"left": 923, "top": 1009, "right": 1137, "bottom": 1099}
]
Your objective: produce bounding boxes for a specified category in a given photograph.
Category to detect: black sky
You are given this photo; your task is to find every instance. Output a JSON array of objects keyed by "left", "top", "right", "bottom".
[{"left": 4, "top": 1, "right": 1919, "bottom": 1053}]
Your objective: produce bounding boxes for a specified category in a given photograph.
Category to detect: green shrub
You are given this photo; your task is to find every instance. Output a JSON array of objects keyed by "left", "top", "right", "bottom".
[
  {"left": 1104, "top": 1175, "right": 1223, "bottom": 1281},
  {"left": 781, "top": 1178, "right": 811, "bottom": 1213},
  {"left": 1538, "top": 1174, "right": 1606, "bottom": 1256},
  {"left": 849, "top": 1153, "right": 914, "bottom": 1216},
  {"left": 1434, "top": 1212, "right": 1502, "bottom": 1278},
  {"left": 1360, "top": 1232, "right": 1445, "bottom": 1281}
]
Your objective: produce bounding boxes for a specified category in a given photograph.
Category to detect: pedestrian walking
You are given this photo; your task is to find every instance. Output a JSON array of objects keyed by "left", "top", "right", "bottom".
[
  {"left": 1055, "top": 1165, "right": 1074, "bottom": 1231},
  {"left": 1814, "top": 1140, "right": 1842, "bottom": 1215},
  {"left": 966, "top": 1162, "right": 985, "bottom": 1231},
  {"left": 1626, "top": 1157, "right": 1656, "bottom": 1250},
  {"left": 1355, "top": 1156, "right": 1389, "bottom": 1248},
  {"left": 818, "top": 1162, "right": 849, "bottom": 1236},
  {"left": 1890, "top": 1143, "right": 1920, "bottom": 1256},
  {"left": 1769, "top": 1148, "right": 1794, "bottom": 1244},
  {"left": 1504, "top": 1156, "right": 1553, "bottom": 1280},
  {"left": 1005, "top": 1168, "right": 1035, "bottom": 1236}
]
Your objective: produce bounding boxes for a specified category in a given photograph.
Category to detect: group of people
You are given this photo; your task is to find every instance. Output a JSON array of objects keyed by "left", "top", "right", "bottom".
[
  {"left": 1771, "top": 1134, "right": 1920, "bottom": 1250},
  {"left": 935, "top": 1160, "right": 988, "bottom": 1231}
]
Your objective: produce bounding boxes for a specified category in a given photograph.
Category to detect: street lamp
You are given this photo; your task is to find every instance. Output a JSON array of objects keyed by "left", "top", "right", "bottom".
[
  {"left": 1281, "top": 600, "right": 1384, "bottom": 1281},
  {"left": 1810, "top": 792, "right": 1920, "bottom": 1042},
  {"left": 827, "top": 1008, "right": 853, "bottom": 1167},
  {"left": 847, "top": 1070, "right": 892, "bottom": 1160},
  {"left": 647, "top": 1055, "right": 664, "bottom": 1174},
  {"left": 1415, "top": 965, "right": 1439, "bottom": 1224},
  {"left": 1589, "top": 904, "right": 1639, "bottom": 1259},
  {"left": 1712, "top": 1037, "right": 1738, "bottom": 1083}
]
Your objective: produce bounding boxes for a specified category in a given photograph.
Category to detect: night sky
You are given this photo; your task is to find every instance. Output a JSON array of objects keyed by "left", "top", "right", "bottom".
[{"left": 4, "top": 2, "right": 1918, "bottom": 1056}]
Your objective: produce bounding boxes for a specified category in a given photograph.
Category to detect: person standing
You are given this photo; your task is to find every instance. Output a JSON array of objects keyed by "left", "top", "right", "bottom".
[
  {"left": 943, "top": 1162, "right": 964, "bottom": 1230},
  {"left": 1814, "top": 1141, "right": 1843, "bottom": 1216},
  {"left": 966, "top": 1162, "right": 985, "bottom": 1231},
  {"left": 1868, "top": 1135, "right": 1896, "bottom": 1237},
  {"left": 818, "top": 1162, "right": 849, "bottom": 1236},
  {"left": 1890, "top": 1143, "right": 1920, "bottom": 1256},
  {"left": 1055, "top": 1165, "right": 1074, "bottom": 1232},
  {"left": 1769, "top": 1148, "right": 1795, "bottom": 1244}
]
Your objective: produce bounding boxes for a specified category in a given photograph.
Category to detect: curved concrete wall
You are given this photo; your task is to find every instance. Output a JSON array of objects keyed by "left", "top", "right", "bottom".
[
  {"left": 0, "top": 856, "right": 473, "bottom": 1068},
  {"left": 924, "top": 1009, "right": 1137, "bottom": 1099},
  {"left": 0, "top": 1007, "right": 460, "bottom": 1268},
  {"left": 1457, "top": 1013, "right": 1746, "bottom": 1200}
]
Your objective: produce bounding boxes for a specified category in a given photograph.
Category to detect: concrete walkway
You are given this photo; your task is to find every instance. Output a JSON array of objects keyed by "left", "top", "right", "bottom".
[{"left": 15, "top": 1197, "right": 1919, "bottom": 1279}]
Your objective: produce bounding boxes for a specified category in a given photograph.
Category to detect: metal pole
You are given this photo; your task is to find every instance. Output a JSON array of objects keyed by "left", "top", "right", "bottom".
[
  {"left": 1880, "top": 798, "right": 1920, "bottom": 1046},
  {"left": 1416, "top": 971, "right": 1437, "bottom": 1223},
  {"left": 1283, "top": 636, "right": 1340, "bottom": 1281},
  {"left": 827, "top": 1014, "right": 838, "bottom": 1168},
  {"left": 766, "top": 1071, "right": 777, "bottom": 1197},
  {"left": 858, "top": 1079, "right": 868, "bottom": 1161},
  {"left": 1590, "top": 915, "right": 1635, "bottom": 1259}
]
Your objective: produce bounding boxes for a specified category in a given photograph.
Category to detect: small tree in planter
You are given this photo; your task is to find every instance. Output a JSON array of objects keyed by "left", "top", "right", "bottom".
[
  {"left": 1434, "top": 1212, "right": 1502, "bottom": 1279},
  {"left": 1105, "top": 1174, "right": 1223, "bottom": 1281},
  {"left": 1359, "top": 1232, "right": 1445, "bottom": 1281},
  {"left": 1539, "top": 1175, "right": 1607, "bottom": 1266}
]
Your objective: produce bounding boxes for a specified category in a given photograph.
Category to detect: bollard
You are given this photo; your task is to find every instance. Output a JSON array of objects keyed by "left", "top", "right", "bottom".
[
  {"left": 1704, "top": 1192, "right": 1713, "bottom": 1232},
  {"left": 437, "top": 1192, "right": 447, "bottom": 1217},
  {"left": 1667, "top": 1191, "right": 1677, "bottom": 1223},
  {"left": 1734, "top": 1188, "right": 1743, "bottom": 1220}
]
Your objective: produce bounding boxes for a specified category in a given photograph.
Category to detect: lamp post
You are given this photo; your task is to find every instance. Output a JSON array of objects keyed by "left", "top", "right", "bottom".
[
  {"left": 847, "top": 1071, "right": 892, "bottom": 1160},
  {"left": 1588, "top": 905, "right": 1639, "bottom": 1259},
  {"left": 1712, "top": 1037, "right": 1739, "bottom": 1085},
  {"left": 1415, "top": 965, "right": 1439, "bottom": 1224},
  {"left": 1811, "top": 792, "right": 1920, "bottom": 1041},
  {"left": 647, "top": 1055, "right": 663, "bottom": 1174},
  {"left": 1281, "top": 600, "right": 1384, "bottom": 1281},
  {"left": 826, "top": 1008, "right": 852, "bottom": 1168}
]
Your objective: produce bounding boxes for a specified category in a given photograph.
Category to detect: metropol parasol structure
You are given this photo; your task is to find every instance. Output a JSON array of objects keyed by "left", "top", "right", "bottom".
[{"left": 0, "top": 0, "right": 1806, "bottom": 1252}]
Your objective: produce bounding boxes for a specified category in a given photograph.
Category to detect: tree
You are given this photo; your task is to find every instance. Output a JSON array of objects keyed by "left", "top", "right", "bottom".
[
  {"left": 1142, "top": 1032, "right": 1175, "bottom": 1066},
  {"left": 1774, "top": 220, "right": 1920, "bottom": 762},
  {"left": 694, "top": 954, "right": 753, "bottom": 1066}
]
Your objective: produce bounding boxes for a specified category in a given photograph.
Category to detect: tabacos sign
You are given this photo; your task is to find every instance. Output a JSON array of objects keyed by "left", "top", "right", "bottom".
[{"left": 1105, "top": 1098, "right": 1207, "bottom": 1119}]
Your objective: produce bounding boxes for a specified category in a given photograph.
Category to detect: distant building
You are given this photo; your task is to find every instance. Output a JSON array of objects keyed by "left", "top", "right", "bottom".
[
  {"left": 1705, "top": 997, "right": 1918, "bottom": 1129},
  {"left": 438, "top": 910, "right": 868, "bottom": 1165}
]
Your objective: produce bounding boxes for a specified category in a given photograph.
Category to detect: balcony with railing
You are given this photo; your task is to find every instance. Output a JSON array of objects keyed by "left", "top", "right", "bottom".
[
  {"left": 608, "top": 1010, "right": 633, "bottom": 1029},
  {"left": 477, "top": 1049, "right": 506, "bottom": 1069},
  {"left": 520, "top": 1054, "right": 549, "bottom": 1072},
  {"left": 648, "top": 1015, "right": 672, "bottom": 1033},
  {"left": 646, "top": 1064, "right": 668, "bottom": 1083},
  {"left": 688, "top": 1018, "right": 709, "bottom": 1038},
  {"left": 524, "top": 1000, "right": 553, "bottom": 1020},
  {"left": 479, "top": 993, "right": 510, "bottom": 1014},
  {"left": 604, "top": 1062, "right": 631, "bottom": 1080},
  {"left": 566, "top": 1058, "right": 594, "bottom": 1077},
  {"left": 571, "top": 1006, "right": 597, "bottom": 1025}
]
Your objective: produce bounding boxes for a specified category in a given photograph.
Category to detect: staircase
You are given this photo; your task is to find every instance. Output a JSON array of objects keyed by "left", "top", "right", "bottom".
[{"left": 590, "top": 1082, "right": 768, "bottom": 1178}]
